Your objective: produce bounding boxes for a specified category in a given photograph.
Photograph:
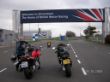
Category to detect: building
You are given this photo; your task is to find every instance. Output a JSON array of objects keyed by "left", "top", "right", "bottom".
[
  {"left": 0, "top": 29, "right": 15, "bottom": 46},
  {"left": 23, "top": 30, "right": 52, "bottom": 40}
]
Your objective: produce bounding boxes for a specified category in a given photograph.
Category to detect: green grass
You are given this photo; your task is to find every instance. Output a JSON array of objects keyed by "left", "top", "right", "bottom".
[
  {"left": 52, "top": 37, "right": 60, "bottom": 40},
  {"left": 26, "top": 40, "right": 39, "bottom": 44}
]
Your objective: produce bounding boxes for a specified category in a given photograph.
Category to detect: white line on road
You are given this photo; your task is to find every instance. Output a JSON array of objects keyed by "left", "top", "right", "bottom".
[
  {"left": 70, "top": 44, "right": 77, "bottom": 55},
  {"left": 71, "top": 46, "right": 75, "bottom": 53},
  {"left": 69, "top": 42, "right": 87, "bottom": 76},
  {"left": 74, "top": 52, "right": 76, "bottom": 54},
  {"left": 0, "top": 68, "right": 7, "bottom": 73},
  {"left": 4, "top": 50, "right": 8, "bottom": 53},
  {"left": 0, "top": 46, "right": 8, "bottom": 48},
  {"left": 69, "top": 44, "right": 78, "bottom": 58},
  {"left": 81, "top": 67, "right": 87, "bottom": 75},
  {"left": 77, "top": 60, "right": 81, "bottom": 64},
  {"left": 75, "top": 55, "right": 78, "bottom": 58},
  {"left": 108, "top": 52, "right": 110, "bottom": 55}
]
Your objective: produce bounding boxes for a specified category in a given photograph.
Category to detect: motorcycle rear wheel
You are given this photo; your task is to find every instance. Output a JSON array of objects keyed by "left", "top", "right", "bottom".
[
  {"left": 24, "top": 68, "right": 33, "bottom": 79},
  {"left": 65, "top": 65, "right": 71, "bottom": 77}
]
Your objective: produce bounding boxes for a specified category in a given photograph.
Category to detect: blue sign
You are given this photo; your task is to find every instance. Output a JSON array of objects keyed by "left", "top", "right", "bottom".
[{"left": 20, "top": 9, "right": 104, "bottom": 23}]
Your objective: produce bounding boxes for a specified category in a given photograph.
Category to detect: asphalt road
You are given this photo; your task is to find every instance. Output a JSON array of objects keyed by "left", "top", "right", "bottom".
[{"left": 0, "top": 39, "right": 110, "bottom": 82}]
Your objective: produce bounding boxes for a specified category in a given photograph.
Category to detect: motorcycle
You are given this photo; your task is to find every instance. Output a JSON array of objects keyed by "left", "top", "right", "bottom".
[
  {"left": 14, "top": 55, "right": 39, "bottom": 79},
  {"left": 59, "top": 54, "right": 72, "bottom": 77},
  {"left": 54, "top": 46, "right": 72, "bottom": 77},
  {"left": 47, "top": 41, "right": 51, "bottom": 48}
]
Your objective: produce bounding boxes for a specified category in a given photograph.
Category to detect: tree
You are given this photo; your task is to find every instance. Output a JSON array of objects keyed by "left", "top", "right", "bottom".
[
  {"left": 84, "top": 26, "right": 97, "bottom": 39},
  {"left": 105, "top": 34, "right": 110, "bottom": 44},
  {"left": 66, "top": 31, "right": 76, "bottom": 37}
]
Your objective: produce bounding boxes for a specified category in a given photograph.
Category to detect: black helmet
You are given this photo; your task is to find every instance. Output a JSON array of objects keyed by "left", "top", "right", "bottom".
[
  {"left": 58, "top": 46, "right": 65, "bottom": 52},
  {"left": 57, "top": 43, "right": 66, "bottom": 47}
]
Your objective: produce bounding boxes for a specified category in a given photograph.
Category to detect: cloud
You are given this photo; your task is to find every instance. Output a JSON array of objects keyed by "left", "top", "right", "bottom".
[
  {"left": 0, "top": 19, "right": 12, "bottom": 30},
  {"left": 99, "top": 0, "right": 110, "bottom": 7},
  {"left": 0, "top": 0, "right": 69, "bottom": 10}
]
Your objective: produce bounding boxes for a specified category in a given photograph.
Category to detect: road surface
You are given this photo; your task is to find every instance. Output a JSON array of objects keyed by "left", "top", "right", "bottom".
[{"left": 0, "top": 39, "right": 110, "bottom": 82}]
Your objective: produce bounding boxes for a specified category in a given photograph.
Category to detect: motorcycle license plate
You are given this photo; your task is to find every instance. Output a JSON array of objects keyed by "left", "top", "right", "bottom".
[
  {"left": 21, "top": 62, "right": 28, "bottom": 68},
  {"left": 63, "top": 59, "right": 70, "bottom": 64}
]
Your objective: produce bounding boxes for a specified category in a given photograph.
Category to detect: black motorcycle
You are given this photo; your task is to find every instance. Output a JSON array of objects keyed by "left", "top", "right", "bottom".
[
  {"left": 59, "top": 53, "right": 72, "bottom": 77},
  {"left": 55, "top": 48, "right": 72, "bottom": 77}
]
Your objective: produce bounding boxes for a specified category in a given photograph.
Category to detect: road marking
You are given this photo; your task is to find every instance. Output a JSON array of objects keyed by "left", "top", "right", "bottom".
[
  {"left": 0, "top": 46, "right": 8, "bottom": 48},
  {"left": 75, "top": 55, "right": 78, "bottom": 58},
  {"left": 4, "top": 50, "right": 8, "bottom": 53},
  {"left": 69, "top": 42, "right": 87, "bottom": 76},
  {"left": 0, "top": 68, "right": 7, "bottom": 73},
  {"left": 108, "top": 52, "right": 110, "bottom": 55},
  {"left": 86, "top": 69, "right": 103, "bottom": 74},
  {"left": 70, "top": 44, "right": 76, "bottom": 55},
  {"left": 77, "top": 60, "right": 81, "bottom": 64},
  {"left": 71, "top": 46, "right": 75, "bottom": 53},
  {"left": 81, "top": 67, "right": 87, "bottom": 75},
  {"left": 74, "top": 52, "right": 76, "bottom": 54},
  {"left": 69, "top": 44, "right": 78, "bottom": 58}
]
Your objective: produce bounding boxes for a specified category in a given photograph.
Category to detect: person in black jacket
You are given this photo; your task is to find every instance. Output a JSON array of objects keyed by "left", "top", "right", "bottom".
[
  {"left": 16, "top": 40, "right": 28, "bottom": 59},
  {"left": 15, "top": 39, "right": 28, "bottom": 71},
  {"left": 55, "top": 43, "right": 70, "bottom": 64}
]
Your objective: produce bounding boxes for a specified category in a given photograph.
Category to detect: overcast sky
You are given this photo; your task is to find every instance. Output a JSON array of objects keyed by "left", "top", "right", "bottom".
[{"left": 0, "top": 0, "right": 110, "bottom": 37}]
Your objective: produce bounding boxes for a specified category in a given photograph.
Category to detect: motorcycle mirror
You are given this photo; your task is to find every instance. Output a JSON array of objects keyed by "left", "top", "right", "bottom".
[
  {"left": 67, "top": 44, "right": 70, "bottom": 46},
  {"left": 40, "top": 46, "right": 43, "bottom": 48},
  {"left": 10, "top": 55, "right": 17, "bottom": 62}
]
